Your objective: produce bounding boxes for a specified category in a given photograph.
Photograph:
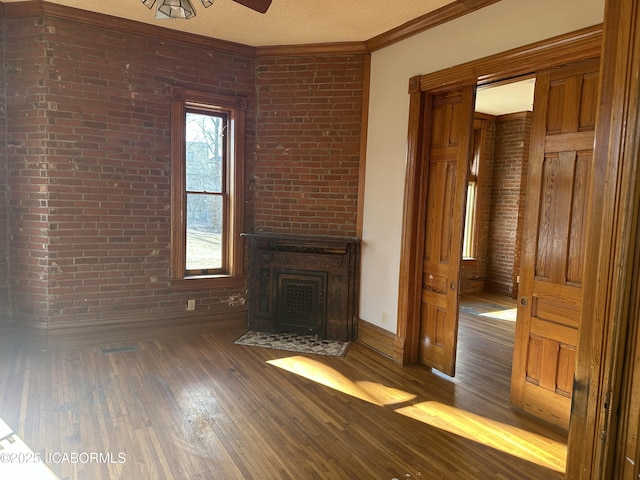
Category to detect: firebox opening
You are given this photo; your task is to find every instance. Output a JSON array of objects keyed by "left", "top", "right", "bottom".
[{"left": 275, "top": 269, "right": 327, "bottom": 337}]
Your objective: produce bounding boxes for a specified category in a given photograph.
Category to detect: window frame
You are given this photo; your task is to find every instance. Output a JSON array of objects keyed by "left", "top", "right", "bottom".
[
  {"left": 169, "top": 86, "right": 245, "bottom": 289},
  {"left": 184, "top": 108, "right": 228, "bottom": 275},
  {"left": 462, "top": 119, "right": 485, "bottom": 262}
]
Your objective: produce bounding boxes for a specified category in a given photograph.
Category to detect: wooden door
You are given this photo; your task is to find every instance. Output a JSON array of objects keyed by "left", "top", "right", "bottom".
[
  {"left": 511, "top": 58, "right": 600, "bottom": 430},
  {"left": 419, "top": 87, "right": 475, "bottom": 376}
]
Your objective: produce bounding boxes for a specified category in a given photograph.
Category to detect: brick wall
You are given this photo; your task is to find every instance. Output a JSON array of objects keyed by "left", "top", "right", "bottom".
[
  {"left": 3, "top": 11, "right": 365, "bottom": 333},
  {"left": 0, "top": 14, "right": 8, "bottom": 325},
  {"left": 5, "top": 14, "right": 257, "bottom": 328},
  {"left": 251, "top": 55, "right": 365, "bottom": 236},
  {"left": 5, "top": 17, "right": 51, "bottom": 325},
  {"left": 485, "top": 112, "right": 531, "bottom": 296}
]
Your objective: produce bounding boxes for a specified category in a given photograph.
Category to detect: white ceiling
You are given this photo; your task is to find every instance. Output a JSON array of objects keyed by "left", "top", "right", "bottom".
[
  {"left": 3, "top": 0, "right": 458, "bottom": 47},
  {"left": 475, "top": 78, "right": 535, "bottom": 116}
]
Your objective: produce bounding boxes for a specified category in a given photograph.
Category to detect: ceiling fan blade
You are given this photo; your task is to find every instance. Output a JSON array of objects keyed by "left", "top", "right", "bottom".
[{"left": 232, "top": 0, "right": 272, "bottom": 14}]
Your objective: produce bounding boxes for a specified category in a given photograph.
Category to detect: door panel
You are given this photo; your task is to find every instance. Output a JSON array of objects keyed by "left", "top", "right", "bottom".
[
  {"left": 419, "top": 87, "right": 475, "bottom": 376},
  {"left": 511, "top": 58, "right": 600, "bottom": 429}
]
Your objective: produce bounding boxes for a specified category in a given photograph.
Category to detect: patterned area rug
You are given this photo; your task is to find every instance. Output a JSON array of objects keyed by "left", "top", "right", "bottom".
[{"left": 234, "top": 331, "right": 351, "bottom": 357}]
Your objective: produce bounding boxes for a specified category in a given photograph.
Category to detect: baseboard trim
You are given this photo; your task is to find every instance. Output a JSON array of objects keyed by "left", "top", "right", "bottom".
[
  {"left": 484, "top": 281, "right": 517, "bottom": 298},
  {"left": 356, "top": 318, "right": 399, "bottom": 362},
  {"left": 11, "top": 308, "right": 248, "bottom": 350}
]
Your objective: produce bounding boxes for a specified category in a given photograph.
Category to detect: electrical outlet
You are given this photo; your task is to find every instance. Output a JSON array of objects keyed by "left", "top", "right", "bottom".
[
  {"left": 187, "top": 299, "right": 195, "bottom": 311},
  {"left": 381, "top": 310, "right": 388, "bottom": 325}
]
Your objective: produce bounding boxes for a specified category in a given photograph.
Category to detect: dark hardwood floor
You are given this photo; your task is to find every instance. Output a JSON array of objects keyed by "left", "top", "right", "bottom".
[{"left": 0, "top": 294, "right": 567, "bottom": 479}]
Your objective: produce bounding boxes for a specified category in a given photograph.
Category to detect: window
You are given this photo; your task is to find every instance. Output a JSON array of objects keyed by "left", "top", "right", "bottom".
[
  {"left": 462, "top": 122, "right": 483, "bottom": 260},
  {"left": 170, "top": 87, "right": 245, "bottom": 287}
]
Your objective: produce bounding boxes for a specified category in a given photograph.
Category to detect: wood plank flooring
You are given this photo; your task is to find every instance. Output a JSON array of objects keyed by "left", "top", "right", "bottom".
[{"left": 0, "top": 294, "right": 567, "bottom": 479}]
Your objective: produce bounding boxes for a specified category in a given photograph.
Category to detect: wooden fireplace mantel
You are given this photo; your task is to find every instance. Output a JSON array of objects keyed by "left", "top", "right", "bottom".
[{"left": 242, "top": 233, "right": 361, "bottom": 341}]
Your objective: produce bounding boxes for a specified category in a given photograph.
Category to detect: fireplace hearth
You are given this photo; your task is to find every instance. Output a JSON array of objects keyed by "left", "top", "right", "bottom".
[{"left": 242, "top": 233, "right": 360, "bottom": 341}]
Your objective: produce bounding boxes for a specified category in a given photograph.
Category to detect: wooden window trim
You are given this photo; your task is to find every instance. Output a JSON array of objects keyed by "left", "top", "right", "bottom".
[
  {"left": 462, "top": 122, "right": 484, "bottom": 260},
  {"left": 169, "top": 86, "right": 246, "bottom": 288}
]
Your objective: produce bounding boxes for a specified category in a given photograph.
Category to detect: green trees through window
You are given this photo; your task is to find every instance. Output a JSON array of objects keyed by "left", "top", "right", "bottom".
[{"left": 185, "top": 112, "right": 226, "bottom": 271}]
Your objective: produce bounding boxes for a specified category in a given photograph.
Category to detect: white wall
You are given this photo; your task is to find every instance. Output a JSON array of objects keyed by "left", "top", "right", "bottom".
[{"left": 359, "top": 0, "right": 605, "bottom": 333}]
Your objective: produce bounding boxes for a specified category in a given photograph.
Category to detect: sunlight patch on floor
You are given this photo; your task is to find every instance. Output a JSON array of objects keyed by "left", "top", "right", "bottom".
[
  {"left": 267, "top": 356, "right": 416, "bottom": 406},
  {"left": 267, "top": 355, "right": 566, "bottom": 474},
  {"left": 396, "top": 401, "right": 566, "bottom": 473},
  {"left": 479, "top": 307, "right": 517, "bottom": 321}
]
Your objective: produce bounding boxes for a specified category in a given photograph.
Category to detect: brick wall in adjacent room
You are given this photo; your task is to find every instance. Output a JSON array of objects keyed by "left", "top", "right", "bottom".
[
  {"left": 5, "top": 14, "right": 257, "bottom": 327},
  {"left": 0, "top": 15, "right": 9, "bottom": 325},
  {"left": 251, "top": 54, "right": 365, "bottom": 237},
  {"left": 485, "top": 112, "right": 531, "bottom": 297}
]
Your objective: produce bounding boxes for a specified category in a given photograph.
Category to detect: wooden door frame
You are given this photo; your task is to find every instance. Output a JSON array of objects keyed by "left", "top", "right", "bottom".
[
  {"left": 397, "top": 24, "right": 602, "bottom": 366},
  {"left": 567, "top": 0, "right": 640, "bottom": 478}
]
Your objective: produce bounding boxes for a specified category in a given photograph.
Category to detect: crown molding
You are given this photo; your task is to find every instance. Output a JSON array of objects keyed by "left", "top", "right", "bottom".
[
  {"left": 2, "top": 0, "right": 257, "bottom": 57},
  {"left": 2, "top": 0, "right": 40, "bottom": 17},
  {"left": 256, "top": 42, "right": 368, "bottom": 57},
  {"left": 365, "top": 0, "right": 501, "bottom": 52}
]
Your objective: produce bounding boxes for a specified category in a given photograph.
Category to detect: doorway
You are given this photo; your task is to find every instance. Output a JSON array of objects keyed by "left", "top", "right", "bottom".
[
  {"left": 415, "top": 77, "right": 536, "bottom": 378},
  {"left": 454, "top": 77, "right": 536, "bottom": 392},
  {"left": 462, "top": 77, "right": 535, "bottom": 300},
  {"left": 412, "top": 55, "right": 600, "bottom": 433}
]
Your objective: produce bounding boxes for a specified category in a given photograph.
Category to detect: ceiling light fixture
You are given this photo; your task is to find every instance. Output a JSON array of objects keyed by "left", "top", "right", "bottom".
[
  {"left": 142, "top": 0, "right": 212, "bottom": 19},
  {"left": 141, "top": 0, "right": 272, "bottom": 19}
]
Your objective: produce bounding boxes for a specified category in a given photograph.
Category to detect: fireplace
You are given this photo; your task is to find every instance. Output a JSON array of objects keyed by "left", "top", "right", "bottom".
[{"left": 242, "top": 233, "right": 360, "bottom": 341}]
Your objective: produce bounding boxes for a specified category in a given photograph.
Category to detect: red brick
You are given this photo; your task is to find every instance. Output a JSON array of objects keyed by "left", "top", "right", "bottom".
[{"left": 3, "top": 12, "right": 365, "bottom": 327}]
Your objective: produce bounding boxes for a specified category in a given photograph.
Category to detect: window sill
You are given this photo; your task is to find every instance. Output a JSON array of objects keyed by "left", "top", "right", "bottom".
[{"left": 170, "top": 274, "right": 247, "bottom": 290}]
